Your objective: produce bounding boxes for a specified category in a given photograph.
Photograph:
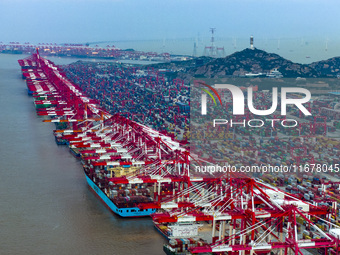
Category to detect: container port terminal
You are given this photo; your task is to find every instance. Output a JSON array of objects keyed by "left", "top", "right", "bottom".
[
  {"left": 1, "top": 42, "right": 184, "bottom": 61},
  {"left": 17, "top": 46, "right": 340, "bottom": 255}
]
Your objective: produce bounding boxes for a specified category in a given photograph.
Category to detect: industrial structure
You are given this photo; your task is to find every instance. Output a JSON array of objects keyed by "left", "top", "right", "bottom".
[
  {"left": 204, "top": 28, "right": 225, "bottom": 58},
  {"left": 17, "top": 47, "right": 340, "bottom": 254}
]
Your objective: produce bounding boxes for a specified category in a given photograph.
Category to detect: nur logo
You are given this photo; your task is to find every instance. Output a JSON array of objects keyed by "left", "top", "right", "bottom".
[{"left": 195, "top": 80, "right": 312, "bottom": 116}]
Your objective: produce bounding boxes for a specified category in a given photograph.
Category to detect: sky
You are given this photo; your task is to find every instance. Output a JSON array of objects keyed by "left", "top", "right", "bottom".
[
  {"left": 0, "top": 0, "right": 339, "bottom": 43},
  {"left": 1, "top": 0, "right": 340, "bottom": 62}
]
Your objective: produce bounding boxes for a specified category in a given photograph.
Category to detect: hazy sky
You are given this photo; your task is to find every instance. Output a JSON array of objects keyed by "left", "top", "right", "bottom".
[{"left": 0, "top": 0, "right": 339, "bottom": 44}]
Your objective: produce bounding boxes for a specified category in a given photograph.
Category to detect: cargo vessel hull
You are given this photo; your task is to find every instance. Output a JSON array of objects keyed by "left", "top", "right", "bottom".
[{"left": 85, "top": 174, "right": 156, "bottom": 217}]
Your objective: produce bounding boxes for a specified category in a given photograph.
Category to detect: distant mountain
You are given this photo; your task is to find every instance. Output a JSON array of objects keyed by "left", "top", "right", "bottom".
[
  {"left": 150, "top": 48, "right": 340, "bottom": 82},
  {"left": 310, "top": 57, "right": 340, "bottom": 77},
  {"left": 183, "top": 48, "right": 319, "bottom": 79}
]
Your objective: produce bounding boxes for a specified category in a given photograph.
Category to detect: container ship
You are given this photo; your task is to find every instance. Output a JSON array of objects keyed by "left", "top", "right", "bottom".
[{"left": 18, "top": 50, "right": 195, "bottom": 217}]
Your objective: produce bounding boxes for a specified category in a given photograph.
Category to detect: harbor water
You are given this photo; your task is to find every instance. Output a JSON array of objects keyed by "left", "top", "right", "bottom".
[{"left": 0, "top": 54, "right": 165, "bottom": 255}]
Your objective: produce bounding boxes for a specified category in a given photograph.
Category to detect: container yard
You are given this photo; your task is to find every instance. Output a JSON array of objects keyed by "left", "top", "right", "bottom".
[{"left": 18, "top": 48, "right": 340, "bottom": 255}]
